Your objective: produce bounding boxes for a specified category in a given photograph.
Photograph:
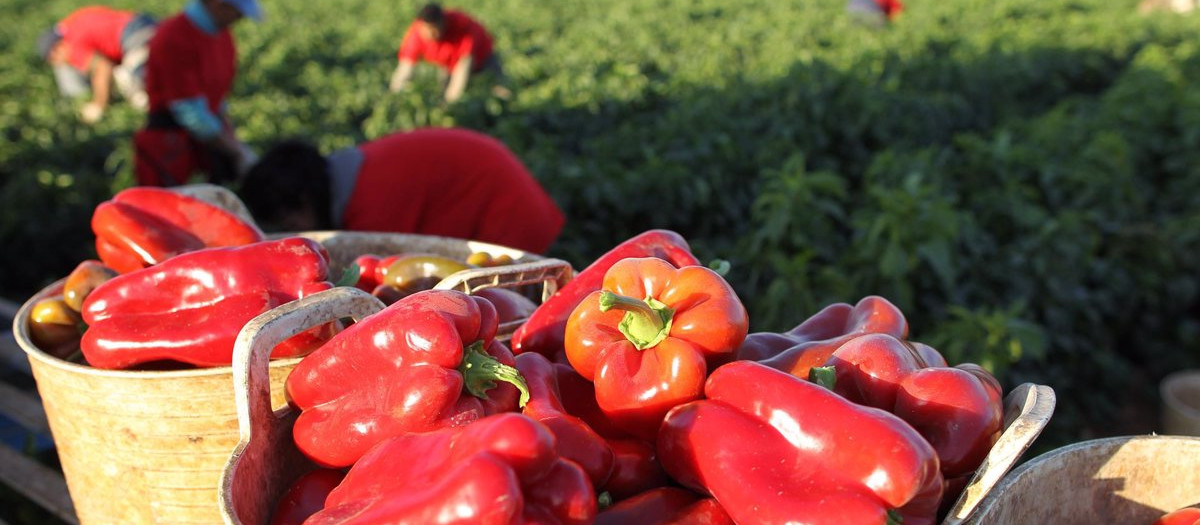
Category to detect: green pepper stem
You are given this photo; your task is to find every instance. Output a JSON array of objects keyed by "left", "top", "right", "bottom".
[
  {"left": 458, "top": 341, "right": 531, "bottom": 407},
  {"left": 886, "top": 509, "right": 905, "bottom": 525},
  {"left": 808, "top": 366, "right": 838, "bottom": 391},
  {"left": 598, "top": 290, "right": 674, "bottom": 350},
  {"left": 334, "top": 264, "right": 362, "bottom": 288}
]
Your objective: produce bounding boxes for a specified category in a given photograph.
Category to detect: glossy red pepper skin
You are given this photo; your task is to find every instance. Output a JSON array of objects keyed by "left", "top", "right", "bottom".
[
  {"left": 602, "top": 438, "right": 669, "bottom": 500},
  {"left": 745, "top": 295, "right": 908, "bottom": 379},
  {"left": 306, "top": 413, "right": 596, "bottom": 525},
  {"left": 268, "top": 468, "right": 345, "bottom": 525},
  {"left": 111, "top": 187, "right": 264, "bottom": 246},
  {"left": 825, "top": 333, "right": 1004, "bottom": 479},
  {"left": 549, "top": 363, "right": 666, "bottom": 498},
  {"left": 511, "top": 229, "right": 701, "bottom": 359},
  {"left": 91, "top": 187, "right": 263, "bottom": 273},
  {"left": 79, "top": 238, "right": 334, "bottom": 369},
  {"left": 475, "top": 287, "right": 538, "bottom": 324},
  {"left": 596, "top": 487, "right": 732, "bottom": 525},
  {"left": 657, "top": 361, "right": 943, "bottom": 525},
  {"left": 515, "top": 352, "right": 614, "bottom": 487},
  {"left": 351, "top": 254, "right": 382, "bottom": 292},
  {"left": 910, "top": 340, "right": 950, "bottom": 367},
  {"left": 565, "top": 257, "right": 749, "bottom": 440},
  {"left": 95, "top": 236, "right": 151, "bottom": 274},
  {"left": 555, "top": 363, "right": 629, "bottom": 441},
  {"left": 92, "top": 201, "right": 205, "bottom": 271},
  {"left": 1153, "top": 507, "right": 1200, "bottom": 525},
  {"left": 286, "top": 289, "right": 527, "bottom": 468},
  {"left": 83, "top": 236, "right": 330, "bottom": 324}
]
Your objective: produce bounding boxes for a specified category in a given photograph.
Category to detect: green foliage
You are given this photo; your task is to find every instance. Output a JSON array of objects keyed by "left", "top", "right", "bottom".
[{"left": 3, "top": 0, "right": 1199, "bottom": 450}]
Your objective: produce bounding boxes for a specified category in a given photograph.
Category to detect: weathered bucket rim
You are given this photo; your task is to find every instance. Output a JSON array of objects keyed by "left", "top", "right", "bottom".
[
  {"left": 965, "top": 434, "right": 1200, "bottom": 524},
  {"left": 1011, "top": 434, "right": 1200, "bottom": 465},
  {"left": 13, "top": 230, "right": 544, "bottom": 379},
  {"left": 1161, "top": 369, "right": 1200, "bottom": 418},
  {"left": 979, "top": 434, "right": 1200, "bottom": 504}
]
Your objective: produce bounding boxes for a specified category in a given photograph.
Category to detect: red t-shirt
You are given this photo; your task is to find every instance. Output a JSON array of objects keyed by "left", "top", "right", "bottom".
[
  {"left": 57, "top": 6, "right": 134, "bottom": 71},
  {"left": 876, "top": 0, "right": 904, "bottom": 18},
  {"left": 142, "top": 12, "right": 235, "bottom": 114},
  {"left": 344, "top": 128, "right": 565, "bottom": 254},
  {"left": 397, "top": 11, "right": 494, "bottom": 71}
]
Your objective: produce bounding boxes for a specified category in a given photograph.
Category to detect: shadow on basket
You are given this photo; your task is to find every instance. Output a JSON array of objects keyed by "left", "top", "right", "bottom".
[{"left": 963, "top": 435, "right": 1200, "bottom": 524}]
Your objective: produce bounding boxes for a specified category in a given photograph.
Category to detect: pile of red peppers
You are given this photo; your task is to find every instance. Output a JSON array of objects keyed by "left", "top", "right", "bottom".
[
  {"left": 44, "top": 187, "right": 342, "bottom": 370},
  {"left": 44, "top": 192, "right": 1013, "bottom": 525},
  {"left": 270, "top": 229, "right": 1007, "bottom": 525}
]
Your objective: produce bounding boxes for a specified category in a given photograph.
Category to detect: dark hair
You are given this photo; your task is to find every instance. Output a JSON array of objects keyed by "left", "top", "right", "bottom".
[
  {"left": 237, "top": 139, "right": 333, "bottom": 231},
  {"left": 37, "top": 28, "right": 62, "bottom": 61},
  {"left": 417, "top": 3, "right": 444, "bottom": 25}
]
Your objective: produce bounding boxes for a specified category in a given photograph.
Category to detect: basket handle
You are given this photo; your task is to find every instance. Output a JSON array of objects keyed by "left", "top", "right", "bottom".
[
  {"left": 434, "top": 258, "right": 574, "bottom": 339},
  {"left": 941, "top": 382, "right": 1057, "bottom": 525},
  {"left": 231, "top": 287, "right": 384, "bottom": 438},
  {"left": 433, "top": 257, "right": 574, "bottom": 301},
  {"left": 221, "top": 287, "right": 384, "bottom": 525}
]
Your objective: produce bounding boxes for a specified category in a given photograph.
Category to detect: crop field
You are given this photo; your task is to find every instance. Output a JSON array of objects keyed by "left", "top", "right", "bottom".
[{"left": 3, "top": 0, "right": 1200, "bottom": 456}]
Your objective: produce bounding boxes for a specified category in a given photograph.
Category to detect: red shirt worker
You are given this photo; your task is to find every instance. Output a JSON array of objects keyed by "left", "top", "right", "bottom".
[
  {"left": 847, "top": 0, "right": 904, "bottom": 26},
  {"left": 133, "top": 0, "right": 262, "bottom": 187},
  {"left": 388, "top": 3, "right": 510, "bottom": 103},
  {"left": 37, "top": 6, "right": 158, "bottom": 122},
  {"left": 238, "top": 128, "right": 565, "bottom": 254}
]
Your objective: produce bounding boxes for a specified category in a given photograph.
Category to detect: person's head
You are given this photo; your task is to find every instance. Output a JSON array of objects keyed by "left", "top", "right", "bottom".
[
  {"left": 238, "top": 140, "right": 332, "bottom": 233},
  {"left": 203, "top": 0, "right": 263, "bottom": 29},
  {"left": 416, "top": 3, "right": 446, "bottom": 41},
  {"left": 37, "top": 28, "right": 65, "bottom": 65}
]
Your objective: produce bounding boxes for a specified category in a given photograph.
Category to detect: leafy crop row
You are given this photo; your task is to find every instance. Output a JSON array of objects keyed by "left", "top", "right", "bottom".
[{"left": 3, "top": 0, "right": 1198, "bottom": 448}]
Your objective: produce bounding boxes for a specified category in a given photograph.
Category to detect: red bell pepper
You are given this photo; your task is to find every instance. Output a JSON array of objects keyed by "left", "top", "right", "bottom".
[
  {"left": 110, "top": 186, "right": 264, "bottom": 246},
  {"left": 511, "top": 229, "right": 701, "bottom": 360},
  {"left": 92, "top": 202, "right": 204, "bottom": 273},
  {"left": 549, "top": 360, "right": 669, "bottom": 498},
  {"left": 564, "top": 256, "right": 749, "bottom": 440},
  {"left": 602, "top": 438, "right": 669, "bottom": 500},
  {"left": 658, "top": 360, "right": 943, "bottom": 525},
  {"left": 305, "top": 413, "right": 596, "bottom": 525},
  {"left": 475, "top": 287, "right": 538, "bottom": 324},
  {"left": 910, "top": 340, "right": 949, "bottom": 367},
  {"left": 744, "top": 295, "right": 908, "bottom": 380},
  {"left": 269, "top": 468, "right": 345, "bottom": 525},
  {"left": 555, "top": 362, "right": 629, "bottom": 441},
  {"left": 286, "top": 289, "right": 530, "bottom": 468},
  {"left": 350, "top": 254, "right": 382, "bottom": 292},
  {"left": 92, "top": 187, "right": 264, "bottom": 273},
  {"left": 823, "top": 333, "right": 1004, "bottom": 479},
  {"left": 515, "top": 351, "right": 614, "bottom": 487},
  {"left": 1153, "top": 507, "right": 1200, "bottom": 525},
  {"left": 80, "top": 237, "right": 335, "bottom": 369},
  {"left": 596, "top": 487, "right": 732, "bottom": 525}
]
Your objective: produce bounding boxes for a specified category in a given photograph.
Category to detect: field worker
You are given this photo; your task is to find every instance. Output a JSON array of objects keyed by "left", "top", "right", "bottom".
[
  {"left": 37, "top": 6, "right": 158, "bottom": 123},
  {"left": 388, "top": 3, "right": 511, "bottom": 103},
  {"left": 847, "top": 0, "right": 904, "bottom": 26},
  {"left": 132, "top": 0, "right": 262, "bottom": 187},
  {"left": 238, "top": 128, "right": 565, "bottom": 254}
]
